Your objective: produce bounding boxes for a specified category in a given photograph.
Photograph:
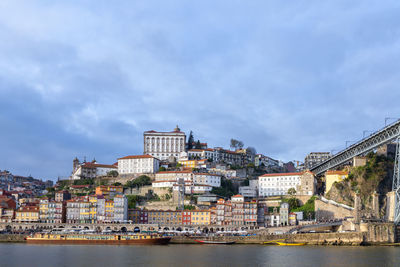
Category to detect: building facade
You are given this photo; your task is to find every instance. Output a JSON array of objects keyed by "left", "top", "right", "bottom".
[
  {"left": 304, "top": 152, "right": 331, "bottom": 170},
  {"left": 143, "top": 126, "right": 186, "bottom": 160},
  {"left": 118, "top": 155, "right": 160, "bottom": 175}
]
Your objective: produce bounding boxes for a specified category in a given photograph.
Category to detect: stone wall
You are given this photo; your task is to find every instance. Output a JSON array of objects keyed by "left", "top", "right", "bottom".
[{"left": 315, "top": 197, "right": 354, "bottom": 220}]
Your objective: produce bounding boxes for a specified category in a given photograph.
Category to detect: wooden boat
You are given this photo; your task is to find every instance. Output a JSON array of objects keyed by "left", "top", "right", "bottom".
[
  {"left": 276, "top": 242, "right": 307, "bottom": 246},
  {"left": 26, "top": 233, "right": 171, "bottom": 245},
  {"left": 194, "top": 239, "right": 236, "bottom": 245}
]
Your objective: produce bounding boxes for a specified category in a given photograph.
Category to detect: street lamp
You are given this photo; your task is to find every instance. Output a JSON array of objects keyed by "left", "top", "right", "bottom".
[
  {"left": 363, "top": 130, "right": 374, "bottom": 139},
  {"left": 385, "top": 117, "right": 399, "bottom": 126}
]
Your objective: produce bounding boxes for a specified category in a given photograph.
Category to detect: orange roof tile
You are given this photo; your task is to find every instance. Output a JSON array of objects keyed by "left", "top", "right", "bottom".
[{"left": 118, "top": 155, "right": 155, "bottom": 160}]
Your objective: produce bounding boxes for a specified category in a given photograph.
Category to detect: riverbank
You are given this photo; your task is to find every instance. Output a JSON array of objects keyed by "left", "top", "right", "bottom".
[{"left": 0, "top": 234, "right": 25, "bottom": 243}]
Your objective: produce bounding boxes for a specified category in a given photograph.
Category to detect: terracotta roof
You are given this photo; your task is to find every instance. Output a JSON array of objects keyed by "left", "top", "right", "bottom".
[
  {"left": 260, "top": 172, "right": 303, "bottom": 177},
  {"left": 232, "top": 194, "right": 243, "bottom": 198},
  {"left": 118, "top": 155, "right": 155, "bottom": 160},
  {"left": 70, "top": 185, "right": 90, "bottom": 188},
  {"left": 195, "top": 173, "right": 220, "bottom": 176},
  {"left": 157, "top": 170, "right": 192, "bottom": 174}
]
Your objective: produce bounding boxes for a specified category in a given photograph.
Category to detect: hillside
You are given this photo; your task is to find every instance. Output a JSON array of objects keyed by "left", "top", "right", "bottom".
[{"left": 326, "top": 152, "right": 394, "bottom": 216}]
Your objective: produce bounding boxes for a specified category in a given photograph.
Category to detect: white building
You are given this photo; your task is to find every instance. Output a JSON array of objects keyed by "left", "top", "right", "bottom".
[
  {"left": 118, "top": 155, "right": 159, "bottom": 175},
  {"left": 187, "top": 149, "right": 217, "bottom": 161},
  {"left": 143, "top": 126, "right": 186, "bottom": 160},
  {"left": 258, "top": 172, "right": 302, "bottom": 197},
  {"left": 113, "top": 195, "right": 128, "bottom": 223},
  {"left": 239, "top": 179, "right": 258, "bottom": 198},
  {"left": 71, "top": 159, "right": 117, "bottom": 180},
  {"left": 152, "top": 171, "right": 221, "bottom": 194}
]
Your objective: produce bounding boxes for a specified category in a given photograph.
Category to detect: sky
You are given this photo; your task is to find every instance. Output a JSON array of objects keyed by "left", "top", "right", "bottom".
[{"left": 1, "top": 0, "right": 400, "bottom": 181}]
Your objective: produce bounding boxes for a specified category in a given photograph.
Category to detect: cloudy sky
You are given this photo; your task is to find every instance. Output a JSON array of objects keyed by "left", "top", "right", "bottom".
[{"left": 1, "top": 0, "right": 400, "bottom": 181}]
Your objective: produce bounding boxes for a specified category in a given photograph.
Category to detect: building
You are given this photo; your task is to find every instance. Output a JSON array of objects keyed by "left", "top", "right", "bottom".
[
  {"left": 147, "top": 210, "right": 182, "bottom": 225},
  {"left": 265, "top": 207, "right": 280, "bottom": 227},
  {"left": 118, "top": 155, "right": 160, "bottom": 175},
  {"left": 297, "top": 171, "right": 316, "bottom": 196},
  {"left": 231, "top": 195, "right": 244, "bottom": 226},
  {"left": 143, "top": 126, "right": 186, "bottom": 160},
  {"left": 153, "top": 171, "right": 221, "bottom": 195},
  {"left": 39, "top": 199, "right": 65, "bottom": 224},
  {"left": 71, "top": 158, "right": 118, "bottom": 180},
  {"left": 254, "top": 154, "right": 280, "bottom": 168},
  {"left": 15, "top": 206, "right": 39, "bottom": 222},
  {"left": 243, "top": 200, "right": 257, "bottom": 226},
  {"left": 95, "top": 185, "right": 124, "bottom": 199},
  {"left": 289, "top": 212, "right": 297, "bottom": 226},
  {"left": 280, "top": 203, "right": 289, "bottom": 226},
  {"left": 304, "top": 152, "right": 331, "bottom": 170},
  {"left": 239, "top": 179, "right": 258, "bottom": 198},
  {"left": 182, "top": 210, "right": 192, "bottom": 225},
  {"left": 258, "top": 171, "right": 316, "bottom": 197},
  {"left": 55, "top": 190, "right": 71, "bottom": 202},
  {"left": 178, "top": 159, "right": 210, "bottom": 169},
  {"left": 325, "top": 170, "right": 349, "bottom": 194},
  {"left": 258, "top": 172, "right": 302, "bottom": 197},
  {"left": 187, "top": 149, "right": 217, "bottom": 161},
  {"left": 113, "top": 194, "right": 128, "bottom": 222},
  {"left": 190, "top": 210, "right": 210, "bottom": 225}
]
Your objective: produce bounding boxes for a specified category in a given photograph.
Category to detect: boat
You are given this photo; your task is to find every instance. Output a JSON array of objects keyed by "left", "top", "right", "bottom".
[
  {"left": 276, "top": 242, "right": 307, "bottom": 246},
  {"left": 194, "top": 239, "right": 236, "bottom": 245},
  {"left": 26, "top": 233, "right": 171, "bottom": 245}
]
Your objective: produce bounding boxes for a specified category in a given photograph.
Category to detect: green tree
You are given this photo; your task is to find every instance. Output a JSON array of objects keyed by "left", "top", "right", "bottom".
[
  {"left": 195, "top": 140, "right": 201, "bottom": 149},
  {"left": 159, "top": 166, "right": 167, "bottom": 172},
  {"left": 113, "top": 182, "right": 122, "bottom": 186},
  {"left": 287, "top": 188, "right": 296, "bottom": 196},
  {"left": 126, "top": 195, "right": 140, "bottom": 209},
  {"left": 211, "top": 178, "right": 236, "bottom": 197},
  {"left": 187, "top": 131, "right": 194, "bottom": 150},
  {"left": 107, "top": 170, "right": 119, "bottom": 177},
  {"left": 132, "top": 175, "right": 152, "bottom": 187}
]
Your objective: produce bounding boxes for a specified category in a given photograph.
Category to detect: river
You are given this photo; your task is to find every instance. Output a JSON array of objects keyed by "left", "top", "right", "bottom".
[{"left": 0, "top": 243, "right": 398, "bottom": 267}]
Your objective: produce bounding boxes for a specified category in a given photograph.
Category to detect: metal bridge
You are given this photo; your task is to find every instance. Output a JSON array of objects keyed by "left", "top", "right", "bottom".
[{"left": 309, "top": 119, "right": 400, "bottom": 224}]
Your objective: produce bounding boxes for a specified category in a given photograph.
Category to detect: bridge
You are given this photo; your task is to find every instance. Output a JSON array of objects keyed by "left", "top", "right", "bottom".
[{"left": 310, "top": 119, "right": 400, "bottom": 224}]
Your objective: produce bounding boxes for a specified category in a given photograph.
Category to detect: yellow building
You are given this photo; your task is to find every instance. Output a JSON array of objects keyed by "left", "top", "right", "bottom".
[
  {"left": 325, "top": 170, "right": 349, "bottom": 194},
  {"left": 96, "top": 185, "right": 124, "bottom": 199},
  {"left": 105, "top": 200, "right": 114, "bottom": 222},
  {"left": 39, "top": 199, "right": 49, "bottom": 222},
  {"left": 88, "top": 195, "right": 98, "bottom": 223},
  {"left": 16, "top": 206, "right": 40, "bottom": 222},
  {"left": 178, "top": 159, "right": 209, "bottom": 169},
  {"left": 190, "top": 210, "right": 210, "bottom": 225},
  {"left": 147, "top": 210, "right": 182, "bottom": 225}
]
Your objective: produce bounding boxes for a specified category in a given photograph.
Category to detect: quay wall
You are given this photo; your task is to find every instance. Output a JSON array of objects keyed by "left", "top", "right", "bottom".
[
  {"left": 0, "top": 234, "right": 25, "bottom": 243},
  {"left": 171, "top": 223, "right": 395, "bottom": 245}
]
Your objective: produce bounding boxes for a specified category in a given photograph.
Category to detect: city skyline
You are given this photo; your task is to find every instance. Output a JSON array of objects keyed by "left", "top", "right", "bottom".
[{"left": 1, "top": 1, "right": 400, "bottom": 180}]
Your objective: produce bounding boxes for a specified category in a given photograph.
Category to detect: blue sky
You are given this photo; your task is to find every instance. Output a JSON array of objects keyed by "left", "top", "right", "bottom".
[{"left": 1, "top": 0, "right": 400, "bottom": 181}]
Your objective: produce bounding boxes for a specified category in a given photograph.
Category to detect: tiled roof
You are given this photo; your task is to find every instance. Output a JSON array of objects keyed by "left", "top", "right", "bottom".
[
  {"left": 157, "top": 170, "right": 192, "bottom": 174},
  {"left": 118, "top": 155, "right": 154, "bottom": 160},
  {"left": 260, "top": 172, "right": 303, "bottom": 177}
]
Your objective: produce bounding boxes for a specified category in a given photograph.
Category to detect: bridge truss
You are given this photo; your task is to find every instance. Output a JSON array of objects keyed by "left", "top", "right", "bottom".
[{"left": 310, "top": 119, "right": 400, "bottom": 224}]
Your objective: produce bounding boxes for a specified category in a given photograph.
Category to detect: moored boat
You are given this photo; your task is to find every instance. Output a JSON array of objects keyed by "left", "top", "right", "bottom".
[
  {"left": 276, "top": 242, "right": 307, "bottom": 246},
  {"left": 26, "top": 233, "right": 171, "bottom": 245},
  {"left": 194, "top": 239, "right": 236, "bottom": 245}
]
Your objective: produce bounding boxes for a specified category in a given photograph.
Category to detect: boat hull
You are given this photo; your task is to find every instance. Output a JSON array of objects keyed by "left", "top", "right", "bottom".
[
  {"left": 26, "top": 237, "right": 171, "bottom": 245},
  {"left": 194, "top": 240, "right": 236, "bottom": 245},
  {"left": 276, "top": 242, "right": 306, "bottom": 246}
]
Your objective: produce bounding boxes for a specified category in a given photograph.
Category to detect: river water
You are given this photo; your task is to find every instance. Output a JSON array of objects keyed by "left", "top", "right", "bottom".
[{"left": 0, "top": 243, "right": 399, "bottom": 267}]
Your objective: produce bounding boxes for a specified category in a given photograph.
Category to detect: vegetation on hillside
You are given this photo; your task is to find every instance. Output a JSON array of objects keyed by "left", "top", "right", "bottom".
[
  {"left": 326, "top": 152, "right": 393, "bottom": 213},
  {"left": 211, "top": 178, "right": 236, "bottom": 197}
]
